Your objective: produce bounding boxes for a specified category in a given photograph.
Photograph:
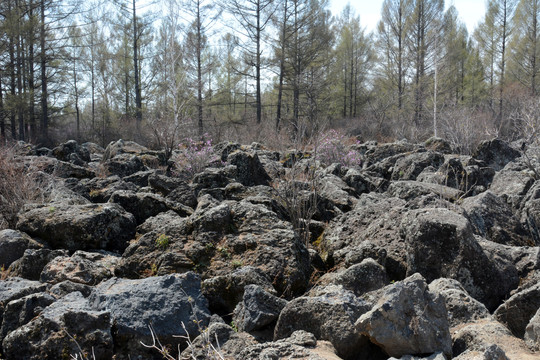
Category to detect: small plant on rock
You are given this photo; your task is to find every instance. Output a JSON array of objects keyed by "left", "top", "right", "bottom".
[
  {"left": 155, "top": 234, "right": 170, "bottom": 250},
  {"left": 315, "top": 129, "right": 362, "bottom": 168}
]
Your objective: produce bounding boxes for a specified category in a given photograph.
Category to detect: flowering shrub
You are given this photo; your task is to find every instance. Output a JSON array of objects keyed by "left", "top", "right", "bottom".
[
  {"left": 315, "top": 130, "right": 362, "bottom": 168},
  {"left": 176, "top": 135, "right": 221, "bottom": 177}
]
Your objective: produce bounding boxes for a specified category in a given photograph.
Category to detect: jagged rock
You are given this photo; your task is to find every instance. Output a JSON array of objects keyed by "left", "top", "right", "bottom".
[
  {"left": 401, "top": 208, "right": 519, "bottom": 311},
  {"left": 101, "top": 153, "right": 147, "bottom": 178},
  {"left": 331, "top": 258, "right": 389, "bottom": 297},
  {"left": 364, "top": 141, "right": 421, "bottom": 166},
  {"left": 343, "top": 168, "right": 387, "bottom": 194},
  {"left": 109, "top": 190, "right": 192, "bottom": 224},
  {"left": 191, "top": 166, "right": 235, "bottom": 195},
  {"left": 202, "top": 266, "right": 276, "bottom": 315},
  {"left": 0, "top": 229, "right": 43, "bottom": 268},
  {"left": 355, "top": 273, "right": 452, "bottom": 358},
  {"left": 452, "top": 319, "right": 534, "bottom": 359},
  {"left": 2, "top": 292, "right": 113, "bottom": 360},
  {"left": 88, "top": 272, "right": 210, "bottom": 359},
  {"left": 462, "top": 191, "right": 531, "bottom": 246},
  {"left": 122, "top": 169, "right": 154, "bottom": 187},
  {"left": 81, "top": 175, "right": 139, "bottom": 202},
  {"left": 40, "top": 250, "right": 120, "bottom": 285},
  {"left": 476, "top": 239, "right": 539, "bottom": 280},
  {"left": 473, "top": 139, "right": 521, "bottom": 171},
  {"left": 317, "top": 173, "right": 357, "bottom": 212},
  {"left": 227, "top": 150, "right": 271, "bottom": 186},
  {"left": 49, "top": 280, "right": 93, "bottom": 298},
  {"left": 238, "top": 331, "right": 341, "bottom": 360},
  {"left": 525, "top": 308, "right": 540, "bottom": 351},
  {"left": 391, "top": 151, "right": 445, "bottom": 181},
  {"left": 494, "top": 282, "right": 540, "bottom": 338},
  {"left": 16, "top": 203, "right": 136, "bottom": 252},
  {"left": 321, "top": 193, "right": 408, "bottom": 280},
  {"left": 490, "top": 168, "right": 534, "bottom": 209},
  {"left": 274, "top": 285, "right": 371, "bottom": 359},
  {"left": 387, "top": 180, "right": 463, "bottom": 201},
  {"left": 148, "top": 173, "right": 198, "bottom": 208},
  {"left": 389, "top": 352, "right": 447, "bottom": 360},
  {"left": 233, "top": 284, "right": 288, "bottom": 332},
  {"left": 7, "top": 249, "right": 69, "bottom": 280},
  {"left": 428, "top": 278, "right": 491, "bottom": 327},
  {"left": 0, "top": 292, "right": 55, "bottom": 340},
  {"left": 0, "top": 278, "right": 48, "bottom": 320},
  {"left": 50, "top": 140, "right": 91, "bottom": 163},
  {"left": 53, "top": 160, "right": 95, "bottom": 179}
]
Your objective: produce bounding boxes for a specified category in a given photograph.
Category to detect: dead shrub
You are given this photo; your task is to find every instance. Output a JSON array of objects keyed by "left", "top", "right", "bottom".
[{"left": 0, "top": 145, "right": 45, "bottom": 229}]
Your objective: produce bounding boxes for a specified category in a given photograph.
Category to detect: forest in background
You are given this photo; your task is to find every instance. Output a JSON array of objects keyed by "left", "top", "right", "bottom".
[{"left": 0, "top": 0, "right": 539, "bottom": 153}]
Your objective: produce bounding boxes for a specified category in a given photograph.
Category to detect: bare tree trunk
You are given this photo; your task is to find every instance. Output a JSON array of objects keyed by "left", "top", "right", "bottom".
[
  {"left": 275, "top": 0, "right": 287, "bottom": 130},
  {"left": 255, "top": 2, "right": 262, "bottom": 124},
  {"left": 196, "top": 0, "right": 203, "bottom": 136},
  {"left": 40, "top": 0, "right": 49, "bottom": 144},
  {"left": 133, "top": 0, "right": 142, "bottom": 131}
]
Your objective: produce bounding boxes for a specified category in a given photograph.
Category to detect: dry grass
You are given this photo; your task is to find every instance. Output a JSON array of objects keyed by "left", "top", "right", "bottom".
[{"left": 0, "top": 145, "right": 45, "bottom": 230}]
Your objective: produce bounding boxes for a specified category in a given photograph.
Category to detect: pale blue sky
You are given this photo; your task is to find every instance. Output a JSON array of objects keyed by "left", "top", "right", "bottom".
[{"left": 330, "top": 0, "right": 486, "bottom": 34}]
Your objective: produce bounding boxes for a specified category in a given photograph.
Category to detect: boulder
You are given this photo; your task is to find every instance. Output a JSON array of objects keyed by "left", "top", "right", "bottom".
[
  {"left": 227, "top": 150, "right": 271, "bottom": 186},
  {"left": 202, "top": 266, "right": 276, "bottom": 315},
  {"left": 148, "top": 173, "right": 198, "bottom": 208},
  {"left": 81, "top": 175, "right": 139, "bottom": 203},
  {"left": 179, "top": 322, "right": 238, "bottom": 360},
  {"left": 317, "top": 173, "right": 357, "bottom": 213},
  {"left": 7, "top": 249, "right": 69, "bottom": 280},
  {"left": 101, "top": 153, "right": 147, "bottom": 178},
  {"left": 428, "top": 278, "right": 490, "bottom": 327},
  {"left": 355, "top": 273, "right": 452, "bottom": 358},
  {"left": 233, "top": 284, "right": 288, "bottom": 332},
  {"left": 40, "top": 250, "right": 120, "bottom": 285},
  {"left": 122, "top": 169, "right": 154, "bottom": 187},
  {"left": 88, "top": 272, "right": 211, "bottom": 358},
  {"left": 2, "top": 292, "right": 113, "bottom": 360},
  {"left": 109, "top": 190, "right": 192, "bottom": 224},
  {"left": 49, "top": 280, "right": 93, "bottom": 298},
  {"left": 0, "top": 229, "right": 42, "bottom": 269},
  {"left": 388, "top": 352, "right": 447, "bottom": 360},
  {"left": 390, "top": 151, "right": 445, "bottom": 181},
  {"left": 461, "top": 191, "right": 531, "bottom": 246},
  {"left": 343, "top": 168, "right": 387, "bottom": 195},
  {"left": 452, "top": 319, "right": 535, "bottom": 359},
  {"left": 364, "top": 141, "right": 421, "bottom": 166},
  {"left": 238, "top": 331, "right": 341, "bottom": 360},
  {"left": 425, "top": 137, "right": 452, "bottom": 154},
  {"left": 274, "top": 285, "right": 371, "bottom": 359},
  {"left": 489, "top": 168, "right": 534, "bottom": 209},
  {"left": 494, "top": 282, "right": 540, "bottom": 338},
  {"left": 102, "top": 139, "right": 150, "bottom": 161},
  {"left": 0, "top": 278, "right": 48, "bottom": 319},
  {"left": 16, "top": 203, "right": 136, "bottom": 252},
  {"left": 320, "top": 193, "right": 408, "bottom": 280},
  {"left": 401, "top": 208, "right": 519, "bottom": 311},
  {"left": 525, "top": 308, "right": 540, "bottom": 351},
  {"left": 331, "top": 258, "right": 389, "bottom": 297},
  {"left": 387, "top": 180, "right": 463, "bottom": 202},
  {"left": 53, "top": 160, "right": 95, "bottom": 179},
  {"left": 50, "top": 139, "right": 91, "bottom": 163},
  {"left": 473, "top": 139, "right": 521, "bottom": 171},
  {"left": 0, "top": 292, "right": 55, "bottom": 340}
]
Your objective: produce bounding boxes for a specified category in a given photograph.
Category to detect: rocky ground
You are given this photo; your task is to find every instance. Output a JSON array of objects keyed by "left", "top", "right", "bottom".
[{"left": 1, "top": 137, "right": 540, "bottom": 359}]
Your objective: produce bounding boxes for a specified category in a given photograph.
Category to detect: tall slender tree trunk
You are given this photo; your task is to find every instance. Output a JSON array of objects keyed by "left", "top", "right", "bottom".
[
  {"left": 196, "top": 0, "right": 203, "bottom": 136},
  {"left": 275, "top": 0, "right": 287, "bottom": 130},
  {"left": 9, "top": 30, "right": 17, "bottom": 140},
  {"left": 255, "top": 1, "right": 262, "bottom": 124},
  {"left": 498, "top": 0, "right": 508, "bottom": 123},
  {"left": 133, "top": 0, "right": 142, "bottom": 131},
  {"left": 397, "top": 0, "right": 403, "bottom": 112},
  {"left": 16, "top": 0, "right": 24, "bottom": 141},
  {"left": 28, "top": 2, "right": 36, "bottom": 141},
  {"left": 0, "top": 69, "right": 5, "bottom": 143},
  {"left": 40, "top": 0, "right": 49, "bottom": 144}
]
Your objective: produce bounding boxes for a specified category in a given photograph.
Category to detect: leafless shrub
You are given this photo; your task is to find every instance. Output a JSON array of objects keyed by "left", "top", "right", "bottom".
[
  {"left": 0, "top": 145, "right": 46, "bottom": 229},
  {"left": 438, "top": 107, "right": 491, "bottom": 155}
]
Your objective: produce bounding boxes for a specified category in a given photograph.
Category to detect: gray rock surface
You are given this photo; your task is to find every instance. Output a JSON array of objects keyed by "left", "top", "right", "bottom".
[
  {"left": 428, "top": 278, "right": 491, "bottom": 327},
  {"left": 0, "top": 229, "right": 42, "bottom": 268},
  {"left": 332, "top": 258, "right": 389, "bottom": 297},
  {"left": 2, "top": 292, "right": 113, "bottom": 360},
  {"left": 0, "top": 292, "right": 55, "bottom": 340},
  {"left": 16, "top": 203, "right": 136, "bottom": 252},
  {"left": 233, "top": 284, "right": 288, "bottom": 332},
  {"left": 401, "top": 208, "right": 519, "bottom": 311},
  {"left": 473, "top": 139, "right": 520, "bottom": 171},
  {"left": 274, "top": 285, "right": 371, "bottom": 358},
  {"left": 40, "top": 250, "right": 119, "bottom": 285},
  {"left": 494, "top": 282, "right": 540, "bottom": 338},
  {"left": 355, "top": 273, "right": 452, "bottom": 358},
  {"left": 524, "top": 307, "right": 540, "bottom": 351},
  {"left": 88, "top": 272, "right": 210, "bottom": 358},
  {"left": 7, "top": 249, "right": 68, "bottom": 280}
]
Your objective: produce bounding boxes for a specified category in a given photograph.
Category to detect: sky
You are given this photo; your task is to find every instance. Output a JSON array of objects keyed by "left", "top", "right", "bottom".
[{"left": 330, "top": 0, "right": 486, "bottom": 34}]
